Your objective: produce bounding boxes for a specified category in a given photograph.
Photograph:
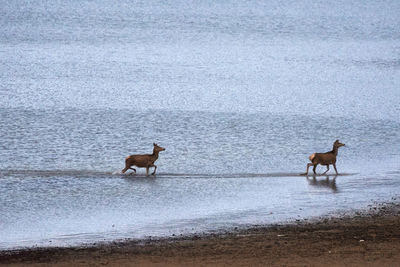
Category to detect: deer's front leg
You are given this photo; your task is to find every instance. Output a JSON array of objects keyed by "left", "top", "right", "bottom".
[
  {"left": 333, "top": 163, "right": 339, "bottom": 175},
  {"left": 151, "top": 164, "right": 157, "bottom": 175}
]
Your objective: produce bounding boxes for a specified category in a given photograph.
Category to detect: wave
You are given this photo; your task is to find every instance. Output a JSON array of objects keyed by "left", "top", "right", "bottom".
[
  {"left": 154, "top": 173, "right": 356, "bottom": 178},
  {"left": 0, "top": 169, "right": 357, "bottom": 179},
  {"left": 0, "top": 169, "right": 115, "bottom": 178}
]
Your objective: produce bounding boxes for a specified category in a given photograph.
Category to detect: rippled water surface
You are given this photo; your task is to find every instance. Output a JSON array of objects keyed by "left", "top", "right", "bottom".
[{"left": 1, "top": 0, "right": 399, "bottom": 249}]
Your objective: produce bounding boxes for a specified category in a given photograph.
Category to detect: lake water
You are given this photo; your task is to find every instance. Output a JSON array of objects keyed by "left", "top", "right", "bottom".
[{"left": 0, "top": 0, "right": 399, "bottom": 250}]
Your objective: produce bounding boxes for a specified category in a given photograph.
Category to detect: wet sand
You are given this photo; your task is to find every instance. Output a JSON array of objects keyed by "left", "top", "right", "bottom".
[{"left": 1, "top": 201, "right": 399, "bottom": 267}]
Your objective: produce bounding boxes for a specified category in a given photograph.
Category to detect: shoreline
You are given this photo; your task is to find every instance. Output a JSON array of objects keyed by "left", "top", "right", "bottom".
[{"left": 1, "top": 201, "right": 400, "bottom": 266}]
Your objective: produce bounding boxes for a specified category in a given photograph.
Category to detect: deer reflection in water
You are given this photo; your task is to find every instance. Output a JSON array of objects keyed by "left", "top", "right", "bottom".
[{"left": 306, "top": 175, "right": 338, "bottom": 193}]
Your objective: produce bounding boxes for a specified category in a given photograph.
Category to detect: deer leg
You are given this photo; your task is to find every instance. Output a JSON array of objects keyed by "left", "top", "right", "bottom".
[
  {"left": 122, "top": 165, "right": 134, "bottom": 174},
  {"left": 333, "top": 163, "right": 339, "bottom": 175},
  {"left": 123, "top": 158, "right": 135, "bottom": 174},
  {"left": 312, "top": 164, "right": 318, "bottom": 174},
  {"left": 146, "top": 167, "right": 149, "bottom": 176},
  {"left": 302, "top": 163, "right": 314, "bottom": 175},
  {"left": 151, "top": 165, "right": 157, "bottom": 175},
  {"left": 322, "top": 165, "right": 329, "bottom": 175}
]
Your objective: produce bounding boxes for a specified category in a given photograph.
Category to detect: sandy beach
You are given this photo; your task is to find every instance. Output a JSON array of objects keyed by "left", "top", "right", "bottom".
[{"left": 1, "top": 201, "right": 399, "bottom": 267}]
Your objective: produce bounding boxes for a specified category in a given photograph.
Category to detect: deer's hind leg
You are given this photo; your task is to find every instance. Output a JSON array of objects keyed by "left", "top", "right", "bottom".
[
  {"left": 121, "top": 166, "right": 136, "bottom": 174},
  {"left": 302, "top": 163, "right": 314, "bottom": 175},
  {"left": 122, "top": 158, "right": 136, "bottom": 174},
  {"left": 322, "top": 165, "right": 329, "bottom": 175},
  {"left": 312, "top": 164, "right": 318, "bottom": 175}
]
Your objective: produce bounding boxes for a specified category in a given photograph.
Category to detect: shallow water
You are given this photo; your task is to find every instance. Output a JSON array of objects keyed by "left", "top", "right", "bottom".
[
  {"left": 0, "top": 109, "right": 399, "bottom": 249},
  {"left": 1, "top": 0, "right": 400, "bottom": 249}
]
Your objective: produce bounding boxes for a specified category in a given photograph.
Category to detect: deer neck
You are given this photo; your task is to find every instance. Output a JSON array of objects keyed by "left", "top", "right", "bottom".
[
  {"left": 331, "top": 145, "right": 339, "bottom": 156},
  {"left": 151, "top": 149, "right": 160, "bottom": 160}
]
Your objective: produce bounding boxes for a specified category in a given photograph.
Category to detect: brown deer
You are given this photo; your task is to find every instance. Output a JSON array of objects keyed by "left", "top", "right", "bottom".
[
  {"left": 302, "top": 140, "right": 345, "bottom": 175},
  {"left": 121, "top": 143, "right": 165, "bottom": 176}
]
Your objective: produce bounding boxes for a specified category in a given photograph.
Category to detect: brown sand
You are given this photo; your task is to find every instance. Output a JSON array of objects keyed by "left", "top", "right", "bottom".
[{"left": 1, "top": 202, "right": 400, "bottom": 267}]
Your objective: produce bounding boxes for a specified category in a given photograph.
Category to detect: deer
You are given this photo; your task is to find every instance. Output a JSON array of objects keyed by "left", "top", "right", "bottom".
[
  {"left": 302, "top": 140, "right": 345, "bottom": 176},
  {"left": 121, "top": 143, "right": 165, "bottom": 176}
]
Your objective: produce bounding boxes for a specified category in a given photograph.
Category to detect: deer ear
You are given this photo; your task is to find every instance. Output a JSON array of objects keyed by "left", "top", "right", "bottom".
[{"left": 153, "top": 143, "right": 156, "bottom": 146}]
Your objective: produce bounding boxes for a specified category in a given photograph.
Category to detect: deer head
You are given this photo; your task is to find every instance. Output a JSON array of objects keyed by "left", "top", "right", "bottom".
[
  {"left": 153, "top": 143, "right": 166, "bottom": 152},
  {"left": 334, "top": 140, "right": 345, "bottom": 148}
]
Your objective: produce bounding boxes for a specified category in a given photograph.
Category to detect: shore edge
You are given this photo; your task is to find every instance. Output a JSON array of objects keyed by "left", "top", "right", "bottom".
[{"left": 1, "top": 200, "right": 400, "bottom": 266}]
